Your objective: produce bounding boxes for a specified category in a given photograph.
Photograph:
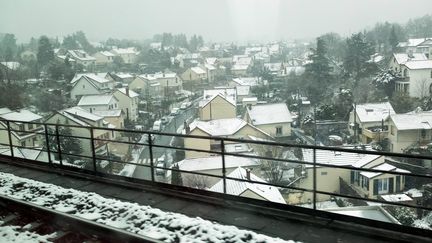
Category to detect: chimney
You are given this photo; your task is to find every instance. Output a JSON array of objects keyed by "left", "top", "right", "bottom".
[
  {"left": 184, "top": 121, "right": 190, "bottom": 134},
  {"left": 125, "top": 87, "right": 130, "bottom": 96},
  {"left": 246, "top": 168, "right": 251, "bottom": 180}
]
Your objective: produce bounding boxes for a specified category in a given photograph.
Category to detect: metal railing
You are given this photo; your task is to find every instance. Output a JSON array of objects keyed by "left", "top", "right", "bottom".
[{"left": 0, "top": 119, "right": 431, "bottom": 234}]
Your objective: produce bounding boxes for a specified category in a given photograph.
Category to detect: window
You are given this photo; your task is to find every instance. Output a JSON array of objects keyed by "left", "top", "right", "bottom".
[
  {"left": 28, "top": 123, "right": 33, "bottom": 130},
  {"left": 320, "top": 171, "right": 327, "bottom": 176},
  {"left": 276, "top": 126, "right": 282, "bottom": 136},
  {"left": 377, "top": 178, "right": 389, "bottom": 194},
  {"left": 19, "top": 124, "right": 25, "bottom": 131},
  {"left": 390, "top": 125, "right": 395, "bottom": 135}
]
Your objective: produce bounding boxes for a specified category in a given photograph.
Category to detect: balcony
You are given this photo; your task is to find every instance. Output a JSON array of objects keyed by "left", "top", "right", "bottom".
[{"left": 0, "top": 119, "right": 431, "bottom": 242}]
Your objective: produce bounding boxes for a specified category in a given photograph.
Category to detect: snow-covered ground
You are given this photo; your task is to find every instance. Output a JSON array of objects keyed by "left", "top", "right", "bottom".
[
  {"left": 0, "top": 172, "right": 297, "bottom": 243},
  {"left": 0, "top": 225, "right": 54, "bottom": 243}
]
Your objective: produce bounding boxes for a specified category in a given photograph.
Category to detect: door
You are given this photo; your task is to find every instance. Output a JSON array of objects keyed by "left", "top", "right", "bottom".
[
  {"left": 389, "top": 178, "right": 394, "bottom": 194},
  {"left": 396, "top": 176, "right": 401, "bottom": 192}
]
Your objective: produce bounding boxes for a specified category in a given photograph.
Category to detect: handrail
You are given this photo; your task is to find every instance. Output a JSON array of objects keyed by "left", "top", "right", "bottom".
[{"left": 1, "top": 119, "right": 432, "bottom": 231}]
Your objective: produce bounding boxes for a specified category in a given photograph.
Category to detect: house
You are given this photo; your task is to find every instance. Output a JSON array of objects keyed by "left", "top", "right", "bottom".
[
  {"left": 295, "top": 149, "right": 383, "bottom": 203},
  {"left": 351, "top": 158, "right": 410, "bottom": 199},
  {"left": 397, "top": 38, "right": 432, "bottom": 58},
  {"left": 63, "top": 50, "right": 96, "bottom": 67},
  {"left": 172, "top": 53, "right": 202, "bottom": 68},
  {"left": 111, "top": 47, "right": 138, "bottom": 64},
  {"left": 348, "top": 102, "right": 395, "bottom": 144},
  {"left": 93, "top": 51, "right": 115, "bottom": 66},
  {"left": 129, "top": 72, "right": 182, "bottom": 98},
  {"left": 229, "top": 77, "right": 260, "bottom": 87},
  {"left": 168, "top": 156, "right": 260, "bottom": 188},
  {"left": 0, "top": 108, "right": 44, "bottom": 148},
  {"left": 180, "top": 67, "right": 207, "bottom": 84},
  {"left": 113, "top": 88, "right": 139, "bottom": 122},
  {"left": 77, "top": 94, "right": 119, "bottom": 113},
  {"left": 245, "top": 103, "right": 293, "bottom": 137},
  {"left": 198, "top": 88, "right": 237, "bottom": 121},
  {"left": 93, "top": 110, "right": 124, "bottom": 130},
  {"left": 70, "top": 73, "right": 115, "bottom": 100},
  {"left": 285, "top": 66, "right": 305, "bottom": 76},
  {"left": 388, "top": 53, "right": 432, "bottom": 97},
  {"left": 203, "top": 64, "right": 217, "bottom": 83},
  {"left": 236, "top": 86, "right": 251, "bottom": 103},
  {"left": 184, "top": 118, "right": 272, "bottom": 158},
  {"left": 210, "top": 167, "right": 286, "bottom": 204},
  {"left": 111, "top": 73, "right": 135, "bottom": 84},
  {"left": 0, "top": 146, "right": 48, "bottom": 163},
  {"left": 242, "top": 97, "right": 258, "bottom": 107},
  {"left": 327, "top": 206, "right": 400, "bottom": 224},
  {"left": 388, "top": 111, "right": 432, "bottom": 154},
  {"left": 264, "top": 62, "right": 285, "bottom": 76},
  {"left": 45, "top": 107, "right": 115, "bottom": 157},
  {"left": 231, "top": 56, "right": 252, "bottom": 76}
]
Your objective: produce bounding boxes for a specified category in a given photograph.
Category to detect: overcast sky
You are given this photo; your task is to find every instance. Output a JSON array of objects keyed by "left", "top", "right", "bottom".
[{"left": 1, "top": 0, "right": 431, "bottom": 43}]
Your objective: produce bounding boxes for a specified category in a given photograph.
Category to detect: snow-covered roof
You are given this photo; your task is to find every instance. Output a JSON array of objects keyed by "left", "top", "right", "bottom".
[
  {"left": 236, "top": 86, "right": 250, "bottom": 96},
  {"left": 360, "top": 163, "right": 410, "bottom": 178},
  {"left": 0, "top": 108, "right": 12, "bottom": 115},
  {"left": 0, "top": 61, "right": 20, "bottom": 70},
  {"left": 93, "top": 109, "right": 122, "bottom": 117},
  {"left": 0, "top": 146, "right": 43, "bottom": 160},
  {"left": 393, "top": 53, "right": 427, "bottom": 65},
  {"left": 0, "top": 109, "right": 42, "bottom": 122},
  {"left": 404, "top": 60, "right": 432, "bottom": 70},
  {"left": 380, "top": 194, "right": 412, "bottom": 202},
  {"left": 191, "top": 67, "right": 206, "bottom": 74},
  {"left": 204, "top": 64, "right": 216, "bottom": 71},
  {"left": 116, "top": 88, "right": 139, "bottom": 98},
  {"left": 205, "top": 57, "right": 218, "bottom": 65},
  {"left": 115, "top": 72, "right": 134, "bottom": 79},
  {"left": 78, "top": 94, "right": 117, "bottom": 106},
  {"left": 232, "top": 77, "right": 260, "bottom": 86},
  {"left": 70, "top": 73, "right": 111, "bottom": 84},
  {"left": 99, "top": 51, "right": 115, "bottom": 57},
  {"left": 390, "top": 111, "right": 432, "bottom": 130},
  {"left": 67, "top": 50, "right": 96, "bottom": 61},
  {"left": 210, "top": 167, "right": 286, "bottom": 204},
  {"left": 189, "top": 118, "right": 248, "bottom": 136},
  {"left": 231, "top": 64, "right": 249, "bottom": 71},
  {"left": 233, "top": 56, "right": 252, "bottom": 66},
  {"left": 247, "top": 103, "right": 292, "bottom": 125},
  {"left": 264, "top": 63, "right": 282, "bottom": 72},
  {"left": 352, "top": 154, "right": 382, "bottom": 168},
  {"left": 138, "top": 72, "right": 177, "bottom": 80},
  {"left": 398, "top": 38, "right": 432, "bottom": 47},
  {"left": 285, "top": 66, "right": 305, "bottom": 75},
  {"left": 355, "top": 102, "right": 395, "bottom": 123},
  {"left": 111, "top": 47, "right": 137, "bottom": 55},
  {"left": 63, "top": 107, "right": 103, "bottom": 122},
  {"left": 175, "top": 156, "right": 259, "bottom": 172},
  {"left": 302, "top": 148, "right": 374, "bottom": 168},
  {"left": 405, "top": 188, "right": 423, "bottom": 198},
  {"left": 200, "top": 88, "right": 237, "bottom": 107},
  {"left": 242, "top": 97, "right": 258, "bottom": 102},
  {"left": 327, "top": 206, "right": 400, "bottom": 224}
]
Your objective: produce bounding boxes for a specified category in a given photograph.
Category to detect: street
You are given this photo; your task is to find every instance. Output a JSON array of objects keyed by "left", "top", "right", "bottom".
[{"left": 132, "top": 104, "right": 197, "bottom": 180}]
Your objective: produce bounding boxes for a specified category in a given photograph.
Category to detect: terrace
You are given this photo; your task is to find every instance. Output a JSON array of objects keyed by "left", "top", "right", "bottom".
[{"left": 0, "top": 119, "right": 431, "bottom": 242}]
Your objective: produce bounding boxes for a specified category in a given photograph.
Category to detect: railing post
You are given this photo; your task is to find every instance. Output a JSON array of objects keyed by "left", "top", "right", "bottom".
[
  {"left": 55, "top": 125, "right": 63, "bottom": 166},
  {"left": 313, "top": 148, "right": 317, "bottom": 210},
  {"left": 90, "top": 127, "right": 98, "bottom": 173},
  {"left": 148, "top": 133, "right": 155, "bottom": 182},
  {"left": 6, "top": 121, "right": 14, "bottom": 157},
  {"left": 44, "top": 124, "right": 52, "bottom": 165},
  {"left": 221, "top": 139, "right": 227, "bottom": 194}
]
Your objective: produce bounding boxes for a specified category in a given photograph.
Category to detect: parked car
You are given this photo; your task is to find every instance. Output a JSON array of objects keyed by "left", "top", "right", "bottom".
[
  {"left": 161, "top": 116, "right": 169, "bottom": 124},
  {"left": 170, "top": 108, "right": 179, "bottom": 116},
  {"left": 152, "top": 120, "right": 162, "bottom": 132},
  {"left": 155, "top": 162, "right": 165, "bottom": 176}
]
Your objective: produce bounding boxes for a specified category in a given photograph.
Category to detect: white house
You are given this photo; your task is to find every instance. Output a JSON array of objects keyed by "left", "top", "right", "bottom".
[
  {"left": 64, "top": 50, "right": 96, "bottom": 67},
  {"left": 245, "top": 103, "right": 293, "bottom": 137},
  {"left": 348, "top": 102, "right": 395, "bottom": 144},
  {"left": 397, "top": 38, "right": 432, "bottom": 58},
  {"left": 389, "top": 53, "right": 432, "bottom": 97},
  {"left": 70, "top": 73, "right": 115, "bottom": 100},
  {"left": 93, "top": 51, "right": 115, "bottom": 66},
  {"left": 0, "top": 108, "right": 44, "bottom": 148},
  {"left": 111, "top": 47, "right": 138, "bottom": 64},
  {"left": 199, "top": 88, "right": 237, "bottom": 121},
  {"left": 180, "top": 67, "right": 207, "bottom": 84},
  {"left": 210, "top": 167, "right": 286, "bottom": 204},
  {"left": 130, "top": 72, "right": 182, "bottom": 98},
  {"left": 113, "top": 88, "right": 139, "bottom": 122},
  {"left": 388, "top": 110, "right": 432, "bottom": 155},
  {"left": 77, "top": 94, "right": 119, "bottom": 113}
]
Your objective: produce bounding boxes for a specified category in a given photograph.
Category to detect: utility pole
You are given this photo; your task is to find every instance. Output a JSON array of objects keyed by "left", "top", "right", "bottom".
[{"left": 353, "top": 102, "right": 357, "bottom": 144}]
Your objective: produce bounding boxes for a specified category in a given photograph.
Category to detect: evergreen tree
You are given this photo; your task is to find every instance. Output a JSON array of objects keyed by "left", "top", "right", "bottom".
[
  {"left": 0, "top": 34, "right": 17, "bottom": 61},
  {"left": 343, "top": 32, "right": 376, "bottom": 87},
  {"left": 37, "top": 36, "right": 54, "bottom": 67},
  {"left": 389, "top": 25, "right": 399, "bottom": 53},
  {"left": 171, "top": 163, "right": 183, "bottom": 186},
  {"left": 303, "top": 37, "right": 333, "bottom": 104},
  {"left": 48, "top": 126, "right": 82, "bottom": 163}
]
